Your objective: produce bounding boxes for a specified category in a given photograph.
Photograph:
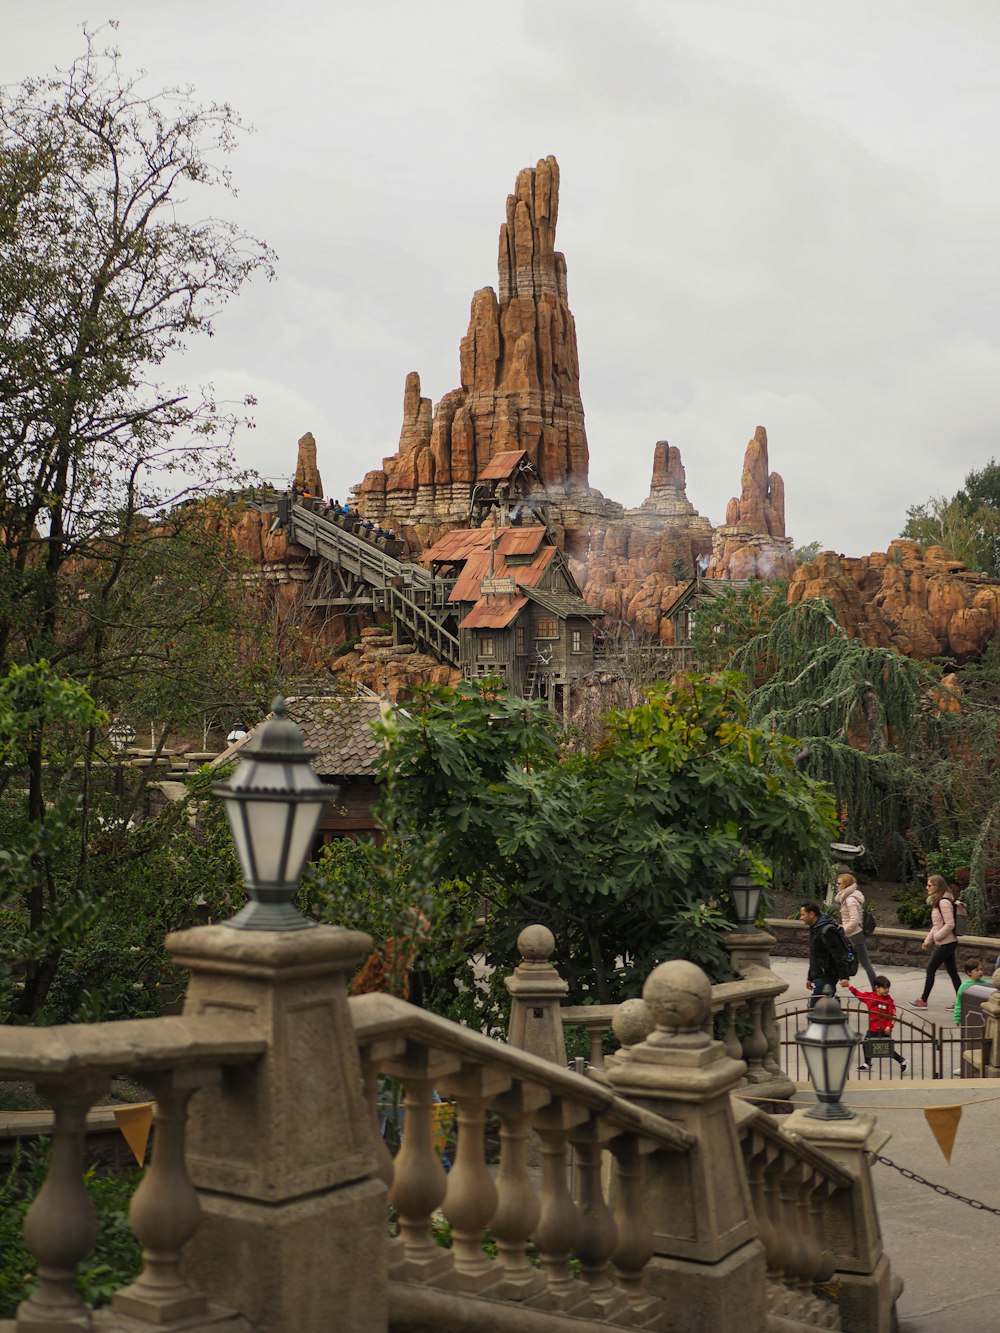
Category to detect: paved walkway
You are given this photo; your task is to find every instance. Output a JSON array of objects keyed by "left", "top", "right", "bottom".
[{"left": 769, "top": 951, "right": 1000, "bottom": 1331}]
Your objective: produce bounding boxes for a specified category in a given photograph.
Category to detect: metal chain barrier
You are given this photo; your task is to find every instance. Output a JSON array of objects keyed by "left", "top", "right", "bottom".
[{"left": 867, "top": 1151, "right": 1000, "bottom": 1215}]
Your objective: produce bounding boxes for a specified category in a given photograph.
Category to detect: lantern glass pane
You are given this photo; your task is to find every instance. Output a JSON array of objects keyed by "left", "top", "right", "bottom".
[
  {"left": 284, "top": 799, "right": 324, "bottom": 886},
  {"left": 801, "top": 1040, "right": 830, "bottom": 1096},
  {"left": 222, "top": 795, "right": 254, "bottom": 882},
  {"left": 244, "top": 798, "right": 293, "bottom": 884},
  {"left": 824, "top": 1041, "right": 854, "bottom": 1094}
]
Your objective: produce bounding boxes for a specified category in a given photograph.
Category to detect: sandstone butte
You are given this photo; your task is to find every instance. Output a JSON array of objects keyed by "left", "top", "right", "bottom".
[{"left": 229, "top": 155, "right": 1000, "bottom": 669}]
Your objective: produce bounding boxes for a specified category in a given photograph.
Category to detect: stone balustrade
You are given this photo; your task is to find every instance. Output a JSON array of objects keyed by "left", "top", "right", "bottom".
[
  {"left": 0, "top": 919, "right": 898, "bottom": 1333},
  {"left": 0, "top": 1014, "right": 263, "bottom": 1332}
]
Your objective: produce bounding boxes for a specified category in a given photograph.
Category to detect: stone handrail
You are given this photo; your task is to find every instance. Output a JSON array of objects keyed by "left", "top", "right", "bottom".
[
  {"left": 560, "top": 949, "right": 791, "bottom": 1100},
  {"left": 0, "top": 1014, "right": 263, "bottom": 1331},
  {"left": 350, "top": 990, "right": 693, "bottom": 1326}
]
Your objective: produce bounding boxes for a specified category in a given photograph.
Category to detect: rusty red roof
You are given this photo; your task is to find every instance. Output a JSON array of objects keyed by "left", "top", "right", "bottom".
[
  {"left": 422, "top": 528, "right": 496, "bottom": 563},
  {"left": 479, "top": 449, "right": 530, "bottom": 481},
  {"left": 458, "top": 595, "right": 528, "bottom": 629},
  {"left": 498, "top": 527, "right": 546, "bottom": 557},
  {"left": 450, "top": 544, "right": 556, "bottom": 602}
]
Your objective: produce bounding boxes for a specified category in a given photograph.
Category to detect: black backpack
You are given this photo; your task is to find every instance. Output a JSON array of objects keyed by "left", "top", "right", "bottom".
[
  {"left": 825, "top": 919, "right": 859, "bottom": 977},
  {"left": 862, "top": 906, "right": 877, "bottom": 936},
  {"left": 945, "top": 896, "right": 962, "bottom": 940}
]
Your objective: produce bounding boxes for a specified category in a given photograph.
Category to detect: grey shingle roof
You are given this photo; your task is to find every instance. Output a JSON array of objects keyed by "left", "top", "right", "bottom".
[{"left": 211, "top": 694, "right": 389, "bottom": 778}]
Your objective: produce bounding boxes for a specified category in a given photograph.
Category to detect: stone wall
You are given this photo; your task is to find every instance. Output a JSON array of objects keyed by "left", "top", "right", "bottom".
[{"left": 767, "top": 919, "right": 1000, "bottom": 973}]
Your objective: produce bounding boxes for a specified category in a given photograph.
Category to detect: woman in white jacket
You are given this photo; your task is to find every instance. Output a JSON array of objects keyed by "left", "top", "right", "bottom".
[
  {"left": 912, "top": 874, "right": 961, "bottom": 1007},
  {"left": 835, "top": 873, "right": 878, "bottom": 989}
]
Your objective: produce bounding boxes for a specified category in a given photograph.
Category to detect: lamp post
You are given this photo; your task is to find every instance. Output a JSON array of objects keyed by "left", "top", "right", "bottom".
[
  {"left": 795, "top": 989, "right": 861, "bottom": 1120},
  {"left": 727, "top": 861, "right": 762, "bottom": 932},
  {"left": 212, "top": 697, "right": 333, "bottom": 931}
]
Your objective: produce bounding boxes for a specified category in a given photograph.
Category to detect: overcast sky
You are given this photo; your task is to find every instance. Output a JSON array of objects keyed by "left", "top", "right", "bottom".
[{"left": 7, "top": 1, "right": 1000, "bottom": 556}]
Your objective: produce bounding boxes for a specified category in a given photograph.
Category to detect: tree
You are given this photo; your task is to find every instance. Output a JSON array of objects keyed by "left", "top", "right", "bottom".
[
  {"left": 902, "top": 460, "right": 1000, "bottom": 576},
  {"left": 0, "top": 31, "right": 275, "bottom": 1015},
  {"left": 374, "top": 675, "right": 836, "bottom": 1011},
  {"left": 689, "top": 579, "right": 788, "bottom": 676}
]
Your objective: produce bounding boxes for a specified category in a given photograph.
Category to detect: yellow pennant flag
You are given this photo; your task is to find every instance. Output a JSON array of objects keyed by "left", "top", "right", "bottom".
[
  {"left": 924, "top": 1105, "right": 962, "bottom": 1163},
  {"left": 113, "top": 1102, "right": 154, "bottom": 1167}
]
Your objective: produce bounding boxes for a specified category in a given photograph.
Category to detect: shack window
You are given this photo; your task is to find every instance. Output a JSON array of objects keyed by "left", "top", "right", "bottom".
[
  {"left": 478, "top": 634, "right": 495, "bottom": 657},
  {"left": 535, "top": 617, "right": 558, "bottom": 640},
  {"left": 571, "top": 628, "right": 582, "bottom": 653},
  {"left": 515, "top": 625, "right": 526, "bottom": 654}
]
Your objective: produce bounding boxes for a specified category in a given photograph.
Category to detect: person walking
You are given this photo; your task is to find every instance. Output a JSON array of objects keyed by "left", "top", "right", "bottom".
[
  {"left": 912, "top": 874, "right": 961, "bottom": 1007},
  {"left": 835, "top": 872, "right": 877, "bottom": 990},
  {"left": 800, "top": 900, "right": 851, "bottom": 1008},
  {"left": 842, "top": 975, "right": 907, "bottom": 1074}
]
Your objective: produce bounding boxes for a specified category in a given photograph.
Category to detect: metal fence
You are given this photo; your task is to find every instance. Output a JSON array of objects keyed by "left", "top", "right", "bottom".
[{"left": 775, "top": 998, "right": 985, "bottom": 1081}]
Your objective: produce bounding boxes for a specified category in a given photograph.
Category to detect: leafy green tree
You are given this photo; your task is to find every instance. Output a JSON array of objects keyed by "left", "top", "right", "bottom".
[
  {"left": 689, "top": 579, "right": 788, "bottom": 675},
  {"left": 902, "top": 460, "right": 1000, "bottom": 576},
  {"left": 374, "top": 675, "right": 836, "bottom": 1011},
  {"left": 0, "top": 32, "right": 276, "bottom": 1016}
]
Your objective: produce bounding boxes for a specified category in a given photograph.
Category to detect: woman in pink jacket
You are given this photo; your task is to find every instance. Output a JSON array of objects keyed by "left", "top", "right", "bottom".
[
  {"left": 912, "top": 874, "right": 961, "bottom": 1007},
  {"left": 835, "top": 873, "right": 877, "bottom": 989}
]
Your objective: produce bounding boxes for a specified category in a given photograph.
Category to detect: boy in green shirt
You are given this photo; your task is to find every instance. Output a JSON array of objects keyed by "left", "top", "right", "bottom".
[{"left": 954, "top": 959, "right": 990, "bottom": 1025}]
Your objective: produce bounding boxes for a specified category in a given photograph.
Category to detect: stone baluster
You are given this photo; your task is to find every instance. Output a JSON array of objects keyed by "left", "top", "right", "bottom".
[
  {"left": 436, "top": 1063, "right": 511, "bottom": 1291},
  {"left": 790, "top": 1161, "right": 827, "bottom": 1321},
  {"left": 606, "top": 960, "right": 766, "bottom": 1333},
  {"left": 775, "top": 1155, "right": 809, "bottom": 1302},
  {"left": 742, "top": 1131, "right": 779, "bottom": 1287},
  {"left": 760, "top": 997, "right": 783, "bottom": 1078},
  {"left": 531, "top": 1099, "right": 593, "bottom": 1314},
  {"left": 359, "top": 1039, "right": 405, "bottom": 1189},
  {"left": 17, "top": 1075, "right": 107, "bottom": 1331},
  {"left": 112, "top": 1067, "right": 214, "bottom": 1324},
  {"left": 569, "top": 1115, "right": 626, "bottom": 1319},
  {"left": 719, "top": 1002, "right": 744, "bottom": 1063},
  {"left": 389, "top": 1060, "right": 455, "bottom": 1280},
  {"left": 780, "top": 1107, "right": 899, "bottom": 1333},
  {"left": 504, "top": 925, "right": 568, "bottom": 1066},
  {"left": 491, "top": 1083, "right": 550, "bottom": 1300},
  {"left": 741, "top": 998, "right": 770, "bottom": 1083},
  {"left": 608, "top": 1132, "right": 661, "bottom": 1324}
]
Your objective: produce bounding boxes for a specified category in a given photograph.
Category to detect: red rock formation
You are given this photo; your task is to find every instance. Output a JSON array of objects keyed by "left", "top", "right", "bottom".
[
  {"left": 707, "top": 427, "right": 795, "bottom": 580},
  {"left": 789, "top": 540, "right": 1000, "bottom": 662},
  {"left": 358, "top": 156, "right": 588, "bottom": 517},
  {"left": 294, "top": 432, "right": 323, "bottom": 497}
]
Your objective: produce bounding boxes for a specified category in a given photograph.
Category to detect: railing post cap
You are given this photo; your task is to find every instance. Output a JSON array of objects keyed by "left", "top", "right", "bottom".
[
  {"left": 643, "top": 959, "right": 712, "bottom": 1033},
  {"left": 612, "top": 997, "right": 654, "bottom": 1048},
  {"left": 517, "top": 924, "right": 556, "bottom": 962}
]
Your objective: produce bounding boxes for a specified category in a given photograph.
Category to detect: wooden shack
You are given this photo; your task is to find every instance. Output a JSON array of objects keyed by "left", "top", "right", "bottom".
[{"left": 423, "top": 525, "right": 603, "bottom": 710}]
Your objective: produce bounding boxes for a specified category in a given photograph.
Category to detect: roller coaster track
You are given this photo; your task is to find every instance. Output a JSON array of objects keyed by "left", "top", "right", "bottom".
[{"left": 285, "top": 502, "right": 461, "bottom": 667}]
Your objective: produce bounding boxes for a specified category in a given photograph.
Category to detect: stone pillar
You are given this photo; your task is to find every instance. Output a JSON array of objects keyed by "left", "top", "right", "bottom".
[
  {"left": 504, "top": 925, "right": 568, "bottom": 1066},
  {"left": 722, "top": 928, "right": 796, "bottom": 1103},
  {"left": 780, "top": 1109, "right": 900, "bottom": 1333},
  {"left": 167, "top": 923, "right": 386, "bottom": 1333},
  {"left": 605, "top": 960, "right": 766, "bottom": 1333}
]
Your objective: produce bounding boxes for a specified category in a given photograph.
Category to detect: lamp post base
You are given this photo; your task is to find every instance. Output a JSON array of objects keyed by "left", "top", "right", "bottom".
[{"left": 224, "top": 898, "right": 317, "bottom": 931}]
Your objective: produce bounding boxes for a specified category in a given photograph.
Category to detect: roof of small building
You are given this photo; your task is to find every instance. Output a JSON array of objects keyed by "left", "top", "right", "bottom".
[
  {"left": 478, "top": 449, "right": 531, "bottom": 481},
  {"left": 458, "top": 595, "right": 528, "bottom": 630},
  {"left": 661, "top": 577, "right": 754, "bottom": 621},
  {"left": 450, "top": 544, "right": 556, "bottom": 603},
  {"left": 211, "top": 691, "right": 389, "bottom": 778},
  {"left": 522, "top": 585, "right": 605, "bottom": 619},
  {"left": 423, "top": 525, "right": 549, "bottom": 564}
]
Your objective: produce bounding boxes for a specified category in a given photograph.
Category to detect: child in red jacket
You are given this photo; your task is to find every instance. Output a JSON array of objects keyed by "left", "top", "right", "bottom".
[{"left": 841, "top": 975, "right": 908, "bottom": 1074}]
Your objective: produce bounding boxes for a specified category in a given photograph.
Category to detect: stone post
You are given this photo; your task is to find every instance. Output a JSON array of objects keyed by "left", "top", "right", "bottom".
[
  {"left": 722, "top": 927, "right": 796, "bottom": 1103},
  {"left": 167, "top": 923, "right": 386, "bottom": 1333},
  {"left": 605, "top": 960, "right": 766, "bottom": 1333},
  {"left": 780, "top": 1109, "right": 900, "bottom": 1333},
  {"left": 504, "top": 925, "right": 568, "bottom": 1066}
]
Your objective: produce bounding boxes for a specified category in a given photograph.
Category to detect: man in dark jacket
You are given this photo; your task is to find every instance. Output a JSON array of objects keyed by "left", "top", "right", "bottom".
[{"left": 800, "top": 900, "right": 851, "bottom": 1007}]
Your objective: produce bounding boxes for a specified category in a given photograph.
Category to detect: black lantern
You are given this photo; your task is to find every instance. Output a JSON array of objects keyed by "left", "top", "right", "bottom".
[
  {"left": 728, "top": 862, "right": 762, "bottom": 931},
  {"left": 212, "top": 698, "right": 333, "bottom": 931},
  {"left": 795, "top": 990, "right": 861, "bottom": 1120}
]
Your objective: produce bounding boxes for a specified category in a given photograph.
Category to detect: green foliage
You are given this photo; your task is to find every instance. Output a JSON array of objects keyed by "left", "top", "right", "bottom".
[
  {"left": 689, "top": 580, "right": 788, "bottom": 675},
  {"left": 0, "top": 1142, "right": 143, "bottom": 1317},
  {"left": 902, "top": 459, "right": 1000, "bottom": 576},
  {"left": 892, "top": 885, "right": 932, "bottom": 930},
  {"left": 375, "top": 675, "right": 836, "bottom": 1010},
  {"left": 794, "top": 542, "right": 824, "bottom": 565},
  {"left": 723, "top": 597, "right": 990, "bottom": 880}
]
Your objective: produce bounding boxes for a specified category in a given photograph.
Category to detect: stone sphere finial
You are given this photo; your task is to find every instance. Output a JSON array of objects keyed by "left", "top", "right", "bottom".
[
  {"left": 642, "top": 960, "right": 712, "bottom": 1034},
  {"left": 518, "top": 924, "right": 556, "bottom": 963},
  {"left": 612, "top": 997, "right": 654, "bottom": 1049}
]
